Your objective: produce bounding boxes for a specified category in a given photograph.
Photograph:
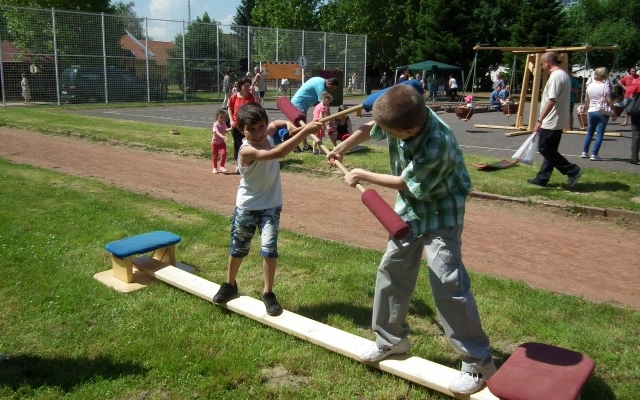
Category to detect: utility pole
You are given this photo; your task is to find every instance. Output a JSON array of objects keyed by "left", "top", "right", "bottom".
[{"left": 188, "top": 0, "right": 191, "bottom": 24}]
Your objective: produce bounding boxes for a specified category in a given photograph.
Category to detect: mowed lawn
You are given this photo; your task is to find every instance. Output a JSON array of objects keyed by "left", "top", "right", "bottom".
[{"left": 0, "top": 156, "right": 639, "bottom": 399}]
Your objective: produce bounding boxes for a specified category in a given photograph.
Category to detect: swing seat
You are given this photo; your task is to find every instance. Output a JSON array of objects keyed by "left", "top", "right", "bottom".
[
  {"left": 454, "top": 105, "right": 474, "bottom": 121},
  {"left": 502, "top": 103, "right": 518, "bottom": 116}
]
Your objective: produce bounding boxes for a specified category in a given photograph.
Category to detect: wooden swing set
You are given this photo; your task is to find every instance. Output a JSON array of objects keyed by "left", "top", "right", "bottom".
[{"left": 472, "top": 45, "right": 619, "bottom": 137}]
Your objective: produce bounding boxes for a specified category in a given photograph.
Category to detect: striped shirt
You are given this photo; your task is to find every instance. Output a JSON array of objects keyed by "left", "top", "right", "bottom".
[{"left": 370, "top": 108, "right": 470, "bottom": 234}]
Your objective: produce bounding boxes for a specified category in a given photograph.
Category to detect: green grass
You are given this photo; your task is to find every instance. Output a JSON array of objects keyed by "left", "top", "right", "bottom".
[
  {"left": 0, "top": 159, "right": 639, "bottom": 399},
  {"left": 1, "top": 106, "right": 639, "bottom": 215}
]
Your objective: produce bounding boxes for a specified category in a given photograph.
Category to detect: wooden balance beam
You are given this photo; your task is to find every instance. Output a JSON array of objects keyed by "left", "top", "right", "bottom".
[{"left": 132, "top": 255, "right": 499, "bottom": 400}]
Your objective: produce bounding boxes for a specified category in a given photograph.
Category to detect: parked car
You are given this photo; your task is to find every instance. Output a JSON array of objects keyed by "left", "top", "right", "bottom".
[{"left": 61, "top": 66, "right": 157, "bottom": 103}]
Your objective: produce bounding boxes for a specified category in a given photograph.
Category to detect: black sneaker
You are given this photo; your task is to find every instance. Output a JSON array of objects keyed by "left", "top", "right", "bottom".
[
  {"left": 212, "top": 281, "right": 238, "bottom": 303},
  {"left": 262, "top": 292, "right": 283, "bottom": 316},
  {"left": 302, "top": 145, "right": 313, "bottom": 152},
  {"left": 567, "top": 167, "right": 583, "bottom": 188},
  {"left": 292, "top": 146, "right": 302, "bottom": 153}
]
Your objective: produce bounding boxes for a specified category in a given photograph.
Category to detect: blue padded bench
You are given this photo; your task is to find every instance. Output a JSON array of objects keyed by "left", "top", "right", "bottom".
[{"left": 104, "top": 231, "right": 181, "bottom": 283}]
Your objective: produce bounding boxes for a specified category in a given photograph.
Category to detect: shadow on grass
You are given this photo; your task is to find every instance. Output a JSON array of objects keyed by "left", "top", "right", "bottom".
[
  {"left": 0, "top": 354, "right": 148, "bottom": 392},
  {"left": 295, "top": 302, "right": 371, "bottom": 328},
  {"left": 574, "top": 181, "right": 630, "bottom": 193}
]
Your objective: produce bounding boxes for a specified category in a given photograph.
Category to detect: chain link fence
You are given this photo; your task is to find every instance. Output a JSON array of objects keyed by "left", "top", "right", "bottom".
[{"left": 0, "top": 5, "right": 367, "bottom": 106}]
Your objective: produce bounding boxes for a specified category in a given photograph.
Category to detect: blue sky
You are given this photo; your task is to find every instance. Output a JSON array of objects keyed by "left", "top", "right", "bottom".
[{"left": 132, "top": 0, "right": 240, "bottom": 31}]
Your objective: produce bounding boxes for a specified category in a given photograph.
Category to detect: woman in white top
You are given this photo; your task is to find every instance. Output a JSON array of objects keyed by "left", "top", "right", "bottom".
[
  {"left": 448, "top": 75, "right": 458, "bottom": 101},
  {"left": 582, "top": 67, "right": 615, "bottom": 161}
]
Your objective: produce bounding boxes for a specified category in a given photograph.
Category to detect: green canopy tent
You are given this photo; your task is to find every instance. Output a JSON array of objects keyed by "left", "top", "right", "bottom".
[{"left": 395, "top": 60, "right": 464, "bottom": 96}]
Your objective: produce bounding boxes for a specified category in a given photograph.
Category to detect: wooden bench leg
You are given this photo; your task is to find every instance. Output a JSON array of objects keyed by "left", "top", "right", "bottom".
[
  {"left": 152, "top": 244, "right": 176, "bottom": 265},
  {"left": 111, "top": 255, "right": 134, "bottom": 283}
]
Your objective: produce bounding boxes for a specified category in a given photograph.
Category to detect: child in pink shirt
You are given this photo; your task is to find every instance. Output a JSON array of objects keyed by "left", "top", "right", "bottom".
[
  {"left": 212, "top": 109, "right": 231, "bottom": 174},
  {"left": 311, "top": 91, "right": 333, "bottom": 155}
]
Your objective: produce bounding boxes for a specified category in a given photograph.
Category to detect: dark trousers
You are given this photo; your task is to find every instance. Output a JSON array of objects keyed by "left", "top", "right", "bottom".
[
  {"left": 232, "top": 127, "right": 244, "bottom": 163},
  {"left": 631, "top": 116, "right": 640, "bottom": 164},
  {"left": 534, "top": 129, "right": 580, "bottom": 184}
]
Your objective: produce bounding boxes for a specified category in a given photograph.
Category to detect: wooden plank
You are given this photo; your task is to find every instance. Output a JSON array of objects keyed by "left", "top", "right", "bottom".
[
  {"left": 132, "top": 255, "right": 498, "bottom": 400},
  {"left": 473, "top": 124, "right": 520, "bottom": 130},
  {"left": 505, "top": 130, "right": 532, "bottom": 137},
  {"left": 564, "top": 129, "right": 621, "bottom": 137}
]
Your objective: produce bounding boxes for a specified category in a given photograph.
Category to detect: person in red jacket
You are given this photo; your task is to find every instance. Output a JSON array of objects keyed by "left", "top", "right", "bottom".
[
  {"left": 227, "top": 78, "right": 256, "bottom": 173},
  {"left": 617, "top": 66, "right": 639, "bottom": 126}
]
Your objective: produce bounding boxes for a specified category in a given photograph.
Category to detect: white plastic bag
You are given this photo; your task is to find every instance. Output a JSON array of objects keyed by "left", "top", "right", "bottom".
[{"left": 511, "top": 132, "right": 538, "bottom": 165}]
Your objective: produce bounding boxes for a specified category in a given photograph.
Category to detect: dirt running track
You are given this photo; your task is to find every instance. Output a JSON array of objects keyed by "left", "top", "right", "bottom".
[{"left": 1, "top": 128, "right": 639, "bottom": 310}]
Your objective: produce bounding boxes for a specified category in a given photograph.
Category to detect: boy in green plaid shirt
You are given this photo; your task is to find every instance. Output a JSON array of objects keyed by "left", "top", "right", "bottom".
[{"left": 327, "top": 84, "right": 495, "bottom": 395}]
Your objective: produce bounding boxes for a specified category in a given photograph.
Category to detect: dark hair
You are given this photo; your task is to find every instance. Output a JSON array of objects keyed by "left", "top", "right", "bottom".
[
  {"left": 216, "top": 109, "right": 227, "bottom": 118},
  {"left": 226, "top": 68, "right": 233, "bottom": 74},
  {"left": 236, "top": 102, "right": 268, "bottom": 131},
  {"left": 326, "top": 78, "right": 339, "bottom": 87}
]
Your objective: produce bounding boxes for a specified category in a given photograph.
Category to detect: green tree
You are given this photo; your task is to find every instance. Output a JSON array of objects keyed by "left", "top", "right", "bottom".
[
  {"left": 233, "top": 0, "right": 256, "bottom": 27},
  {"left": 251, "top": 0, "right": 321, "bottom": 30},
  {"left": 166, "top": 13, "right": 238, "bottom": 89},
  {"left": 318, "top": 0, "right": 407, "bottom": 72},
  {"left": 392, "top": 0, "right": 485, "bottom": 88},
  {"left": 110, "top": 1, "right": 144, "bottom": 39},
  {"left": 509, "top": 0, "right": 566, "bottom": 48},
  {"left": 561, "top": 0, "right": 639, "bottom": 70}
]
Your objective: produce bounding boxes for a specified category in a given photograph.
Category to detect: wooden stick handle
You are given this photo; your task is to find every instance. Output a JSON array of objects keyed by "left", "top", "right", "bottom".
[
  {"left": 288, "top": 104, "right": 363, "bottom": 136},
  {"left": 298, "top": 120, "right": 366, "bottom": 194}
]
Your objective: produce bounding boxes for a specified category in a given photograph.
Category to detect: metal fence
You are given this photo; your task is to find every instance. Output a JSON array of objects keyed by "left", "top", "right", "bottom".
[{"left": 0, "top": 5, "right": 367, "bottom": 106}]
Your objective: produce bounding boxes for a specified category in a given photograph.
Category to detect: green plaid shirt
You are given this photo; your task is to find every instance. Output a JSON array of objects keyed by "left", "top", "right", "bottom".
[{"left": 370, "top": 108, "right": 470, "bottom": 235}]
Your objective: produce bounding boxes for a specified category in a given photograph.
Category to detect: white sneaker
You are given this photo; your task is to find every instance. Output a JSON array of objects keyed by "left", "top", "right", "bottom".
[
  {"left": 581, "top": 152, "right": 588, "bottom": 158},
  {"left": 590, "top": 155, "right": 602, "bottom": 161},
  {"left": 448, "top": 359, "right": 497, "bottom": 395},
  {"left": 212, "top": 168, "right": 218, "bottom": 174},
  {"left": 359, "top": 338, "right": 411, "bottom": 362}
]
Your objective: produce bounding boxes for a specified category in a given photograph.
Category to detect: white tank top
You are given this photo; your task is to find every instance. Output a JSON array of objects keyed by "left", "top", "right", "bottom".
[{"left": 236, "top": 137, "right": 282, "bottom": 210}]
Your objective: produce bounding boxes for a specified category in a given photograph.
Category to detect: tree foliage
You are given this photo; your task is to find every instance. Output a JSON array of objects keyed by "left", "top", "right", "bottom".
[
  {"left": 233, "top": 0, "right": 256, "bottom": 27},
  {"left": 248, "top": 0, "right": 635, "bottom": 81},
  {"left": 251, "top": 0, "right": 322, "bottom": 30}
]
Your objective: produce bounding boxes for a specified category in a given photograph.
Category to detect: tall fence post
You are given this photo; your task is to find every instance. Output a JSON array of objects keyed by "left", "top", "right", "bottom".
[
  {"left": 323, "top": 33, "right": 327, "bottom": 71},
  {"left": 247, "top": 26, "right": 251, "bottom": 73},
  {"left": 52, "top": 8, "right": 60, "bottom": 105},
  {"left": 101, "top": 12, "right": 108, "bottom": 104},
  {"left": 145, "top": 17, "right": 150, "bottom": 102},
  {"left": 344, "top": 34, "right": 348, "bottom": 88},
  {"left": 216, "top": 22, "right": 220, "bottom": 98},
  {"left": 363, "top": 35, "right": 368, "bottom": 94},
  {"left": 0, "top": 25, "right": 5, "bottom": 108},
  {"left": 182, "top": 20, "right": 187, "bottom": 101}
]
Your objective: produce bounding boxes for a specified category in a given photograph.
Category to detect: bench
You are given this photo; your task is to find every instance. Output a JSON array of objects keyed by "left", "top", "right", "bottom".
[
  {"left": 104, "top": 231, "right": 181, "bottom": 283},
  {"left": 487, "top": 342, "right": 595, "bottom": 400}
]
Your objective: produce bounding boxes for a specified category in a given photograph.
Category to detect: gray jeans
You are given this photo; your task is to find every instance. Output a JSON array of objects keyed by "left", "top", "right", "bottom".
[{"left": 371, "top": 225, "right": 491, "bottom": 371}]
